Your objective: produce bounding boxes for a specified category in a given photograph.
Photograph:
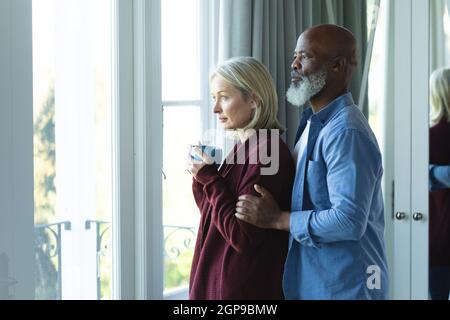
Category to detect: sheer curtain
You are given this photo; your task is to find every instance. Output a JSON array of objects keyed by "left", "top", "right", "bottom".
[{"left": 212, "top": 0, "right": 367, "bottom": 147}]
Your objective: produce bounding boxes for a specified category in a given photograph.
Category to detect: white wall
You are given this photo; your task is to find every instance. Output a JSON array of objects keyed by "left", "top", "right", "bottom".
[{"left": 0, "top": 0, "right": 34, "bottom": 300}]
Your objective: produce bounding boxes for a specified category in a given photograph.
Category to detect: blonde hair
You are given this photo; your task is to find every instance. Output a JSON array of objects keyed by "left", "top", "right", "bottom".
[
  {"left": 430, "top": 67, "right": 450, "bottom": 124},
  {"left": 210, "top": 57, "right": 285, "bottom": 134}
]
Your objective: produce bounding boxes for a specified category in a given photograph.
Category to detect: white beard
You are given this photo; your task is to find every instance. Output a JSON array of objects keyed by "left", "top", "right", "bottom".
[{"left": 286, "top": 67, "right": 327, "bottom": 107}]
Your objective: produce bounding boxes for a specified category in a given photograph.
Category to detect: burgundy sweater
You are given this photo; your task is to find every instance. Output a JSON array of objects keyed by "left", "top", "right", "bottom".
[
  {"left": 189, "top": 132, "right": 295, "bottom": 300},
  {"left": 429, "top": 118, "right": 450, "bottom": 267}
]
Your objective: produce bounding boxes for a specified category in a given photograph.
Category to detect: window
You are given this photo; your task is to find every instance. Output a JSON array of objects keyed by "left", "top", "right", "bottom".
[
  {"left": 32, "top": 0, "right": 114, "bottom": 300},
  {"left": 367, "top": 0, "right": 384, "bottom": 146},
  {"left": 161, "top": 0, "right": 211, "bottom": 297}
]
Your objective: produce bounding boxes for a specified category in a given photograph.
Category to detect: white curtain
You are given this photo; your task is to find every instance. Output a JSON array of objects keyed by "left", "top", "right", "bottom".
[{"left": 214, "top": 0, "right": 368, "bottom": 147}]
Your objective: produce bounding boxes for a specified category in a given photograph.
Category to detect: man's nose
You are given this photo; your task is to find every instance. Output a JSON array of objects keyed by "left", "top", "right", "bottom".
[{"left": 292, "top": 57, "right": 301, "bottom": 71}]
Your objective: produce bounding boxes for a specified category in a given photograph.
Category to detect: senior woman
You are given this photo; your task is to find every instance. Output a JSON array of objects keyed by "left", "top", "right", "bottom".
[{"left": 186, "top": 57, "right": 295, "bottom": 300}]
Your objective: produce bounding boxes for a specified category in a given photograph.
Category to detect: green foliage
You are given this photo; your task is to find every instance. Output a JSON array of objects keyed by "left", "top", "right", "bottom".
[
  {"left": 99, "top": 229, "right": 112, "bottom": 300},
  {"left": 34, "top": 85, "right": 56, "bottom": 225},
  {"left": 165, "top": 249, "right": 194, "bottom": 290},
  {"left": 34, "top": 85, "right": 58, "bottom": 299}
]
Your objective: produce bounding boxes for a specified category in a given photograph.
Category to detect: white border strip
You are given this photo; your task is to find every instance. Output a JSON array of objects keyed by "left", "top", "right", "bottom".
[
  {"left": 133, "top": 0, "right": 164, "bottom": 300},
  {"left": 112, "top": 0, "right": 135, "bottom": 300}
]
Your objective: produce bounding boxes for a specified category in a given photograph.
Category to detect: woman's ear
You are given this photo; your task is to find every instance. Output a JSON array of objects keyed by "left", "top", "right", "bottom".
[{"left": 250, "top": 95, "right": 260, "bottom": 109}]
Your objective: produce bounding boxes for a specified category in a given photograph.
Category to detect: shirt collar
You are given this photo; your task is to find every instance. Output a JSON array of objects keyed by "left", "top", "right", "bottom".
[{"left": 301, "top": 92, "right": 354, "bottom": 125}]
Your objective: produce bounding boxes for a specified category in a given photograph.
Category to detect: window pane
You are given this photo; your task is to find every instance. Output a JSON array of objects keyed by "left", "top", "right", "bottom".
[
  {"left": 162, "top": 0, "right": 200, "bottom": 101},
  {"left": 32, "top": 0, "right": 113, "bottom": 300},
  {"left": 368, "top": 0, "right": 384, "bottom": 148},
  {"left": 163, "top": 106, "right": 201, "bottom": 292}
]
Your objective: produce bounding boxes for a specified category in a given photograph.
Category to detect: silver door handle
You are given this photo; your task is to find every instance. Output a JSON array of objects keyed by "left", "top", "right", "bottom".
[
  {"left": 413, "top": 212, "right": 423, "bottom": 221},
  {"left": 395, "top": 212, "right": 407, "bottom": 220}
]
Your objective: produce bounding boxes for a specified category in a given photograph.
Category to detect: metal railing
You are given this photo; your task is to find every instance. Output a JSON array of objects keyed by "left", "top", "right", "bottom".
[
  {"left": 85, "top": 220, "right": 111, "bottom": 300},
  {"left": 34, "top": 222, "right": 196, "bottom": 299},
  {"left": 34, "top": 221, "right": 71, "bottom": 300},
  {"left": 163, "top": 225, "right": 196, "bottom": 259}
]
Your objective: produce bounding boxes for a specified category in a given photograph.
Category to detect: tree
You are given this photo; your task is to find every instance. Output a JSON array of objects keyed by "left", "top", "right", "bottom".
[{"left": 33, "top": 85, "right": 58, "bottom": 299}]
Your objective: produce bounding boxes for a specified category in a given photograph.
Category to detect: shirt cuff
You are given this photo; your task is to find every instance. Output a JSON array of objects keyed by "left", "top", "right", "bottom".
[
  {"left": 290, "top": 210, "right": 320, "bottom": 248},
  {"left": 195, "top": 164, "right": 219, "bottom": 185}
]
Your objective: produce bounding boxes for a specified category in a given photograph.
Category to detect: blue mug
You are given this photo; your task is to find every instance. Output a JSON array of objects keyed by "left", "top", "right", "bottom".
[{"left": 190, "top": 145, "right": 222, "bottom": 164}]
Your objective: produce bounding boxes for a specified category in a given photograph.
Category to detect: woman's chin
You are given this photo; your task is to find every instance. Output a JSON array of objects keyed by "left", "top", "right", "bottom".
[
  {"left": 224, "top": 126, "right": 243, "bottom": 131},
  {"left": 220, "top": 123, "right": 233, "bottom": 130}
]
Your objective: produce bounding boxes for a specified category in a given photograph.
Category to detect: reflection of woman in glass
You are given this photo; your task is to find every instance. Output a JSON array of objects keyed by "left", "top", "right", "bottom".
[
  {"left": 429, "top": 67, "right": 450, "bottom": 300},
  {"left": 429, "top": 165, "right": 450, "bottom": 192},
  {"left": 186, "top": 57, "right": 295, "bottom": 299}
]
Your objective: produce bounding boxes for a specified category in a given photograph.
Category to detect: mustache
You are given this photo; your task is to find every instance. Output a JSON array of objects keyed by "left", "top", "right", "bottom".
[{"left": 291, "top": 70, "right": 302, "bottom": 78}]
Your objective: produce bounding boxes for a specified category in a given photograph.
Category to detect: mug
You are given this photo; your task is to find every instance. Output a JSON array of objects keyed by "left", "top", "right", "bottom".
[{"left": 190, "top": 145, "right": 222, "bottom": 164}]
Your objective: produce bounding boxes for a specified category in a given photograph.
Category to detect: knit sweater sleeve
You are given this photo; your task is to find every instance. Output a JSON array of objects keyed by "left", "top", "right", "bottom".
[
  {"left": 192, "top": 179, "right": 206, "bottom": 214},
  {"left": 195, "top": 162, "right": 287, "bottom": 254}
]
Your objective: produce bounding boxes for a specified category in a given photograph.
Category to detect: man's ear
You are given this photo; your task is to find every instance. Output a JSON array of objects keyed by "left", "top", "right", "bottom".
[{"left": 330, "top": 56, "right": 347, "bottom": 73}]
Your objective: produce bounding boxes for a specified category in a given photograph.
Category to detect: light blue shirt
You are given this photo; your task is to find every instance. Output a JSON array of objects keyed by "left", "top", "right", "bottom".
[{"left": 283, "top": 93, "right": 389, "bottom": 300}]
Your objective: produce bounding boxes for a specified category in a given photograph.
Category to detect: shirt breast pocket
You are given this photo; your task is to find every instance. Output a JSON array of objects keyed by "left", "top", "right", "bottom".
[{"left": 306, "top": 160, "right": 330, "bottom": 208}]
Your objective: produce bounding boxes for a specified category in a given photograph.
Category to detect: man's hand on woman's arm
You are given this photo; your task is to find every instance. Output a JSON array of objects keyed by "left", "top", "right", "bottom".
[{"left": 236, "top": 184, "right": 291, "bottom": 232}]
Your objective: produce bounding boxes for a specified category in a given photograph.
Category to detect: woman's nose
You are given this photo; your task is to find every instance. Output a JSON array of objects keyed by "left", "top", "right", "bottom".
[{"left": 213, "top": 101, "right": 221, "bottom": 114}]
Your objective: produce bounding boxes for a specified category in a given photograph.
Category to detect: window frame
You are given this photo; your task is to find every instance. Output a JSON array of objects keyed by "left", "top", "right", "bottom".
[
  {"left": 111, "top": 0, "right": 136, "bottom": 300},
  {"left": 162, "top": 0, "right": 214, "bottom": 132},
  {"left": 132, "top": 0, "right": 164, "bottom": 300},
  {"left": 2, "top": 0, "right": 207, "bottom": 300},
  {"left": 0, "top": 0, "right": 34, "bottom": 299},
  {"left": 117, "top": 0, "right": 217, "bottom": 299}
]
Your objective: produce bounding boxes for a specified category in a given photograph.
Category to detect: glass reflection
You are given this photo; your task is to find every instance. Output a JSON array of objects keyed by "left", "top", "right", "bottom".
[{"left": 429, "top": 0, "right": 450, "bottom": 300}]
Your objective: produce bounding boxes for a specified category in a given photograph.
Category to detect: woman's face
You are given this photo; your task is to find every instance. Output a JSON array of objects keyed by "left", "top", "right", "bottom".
[{"left": 211, "top": 76, "right": 256, "bottom": 130}]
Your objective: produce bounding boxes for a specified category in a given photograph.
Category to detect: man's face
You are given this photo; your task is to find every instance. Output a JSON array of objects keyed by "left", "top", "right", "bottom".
[{"left": 286, "top": 34, "right": 328, "bottom": 107}]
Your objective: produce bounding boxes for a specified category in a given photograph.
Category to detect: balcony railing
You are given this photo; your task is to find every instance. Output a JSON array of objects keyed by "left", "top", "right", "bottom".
[
  {"left": 34, "top": 221, "right": 71, "bottom": 300},
  {"left": 34, "top": 222, "right": 196, "bottom": 299},
  {"left": 85, "top": 220, "right": 111, "bottom": 300},
  {"left": 163, "top": 225, "right": 196, "bottom": 259}
]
